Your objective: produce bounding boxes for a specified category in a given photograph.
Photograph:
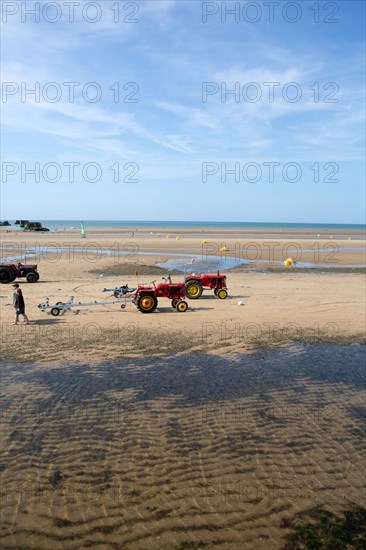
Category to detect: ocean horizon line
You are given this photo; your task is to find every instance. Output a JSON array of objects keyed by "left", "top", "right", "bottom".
[{"left": 4, "top": 219, "right": 366, "bottom": 230}]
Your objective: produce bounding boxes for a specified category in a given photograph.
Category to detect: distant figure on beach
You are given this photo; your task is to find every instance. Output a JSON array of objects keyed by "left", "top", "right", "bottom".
[{"left": 12, "top": 283, "right": 30, "bottom": 325}]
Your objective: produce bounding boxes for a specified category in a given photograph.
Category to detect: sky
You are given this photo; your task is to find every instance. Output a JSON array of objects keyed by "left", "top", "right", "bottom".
[{"left": 1, "top": 0, "right": 365, "bottom": 223}]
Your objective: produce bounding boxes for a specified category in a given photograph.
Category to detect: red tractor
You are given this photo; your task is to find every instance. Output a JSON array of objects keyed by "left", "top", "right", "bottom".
[
  {"left": 132, "top": 277, "right": 188, "bottom": 313},
  {"left": 0, "top": 263, "right": 40, "bottom": 283},
  {"left": 185, "top": 270, "right": 228, "bottom": 299}
]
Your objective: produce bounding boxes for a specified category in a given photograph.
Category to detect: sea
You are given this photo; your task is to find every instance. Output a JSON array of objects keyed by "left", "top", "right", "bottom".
[{"left": 5, "top": 220, "right": 366, "bottom": 232}]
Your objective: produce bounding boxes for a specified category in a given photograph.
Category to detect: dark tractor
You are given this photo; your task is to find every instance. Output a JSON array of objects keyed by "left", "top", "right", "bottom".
[
  {"left": 23, "top": 222, "right": 49, "bottom": 232},
  {"left": 0, "top": 263, "right": 40, "bottom": 283},
  {"left": 185, "top": 270, "right": 228, "bottom": 299},
  {"left": 133, "top": 277, "right": 188, "bottom": 313}
]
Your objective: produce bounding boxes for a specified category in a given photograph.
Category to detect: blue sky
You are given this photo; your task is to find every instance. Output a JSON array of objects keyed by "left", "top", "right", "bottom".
[{"left": 1, "top": 0, "right": 365, "bottom": 223}]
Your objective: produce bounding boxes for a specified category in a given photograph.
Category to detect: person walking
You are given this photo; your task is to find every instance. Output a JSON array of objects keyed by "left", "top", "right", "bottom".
[{"left": 12, "top": 283, "right": 30, "bottom": 325}]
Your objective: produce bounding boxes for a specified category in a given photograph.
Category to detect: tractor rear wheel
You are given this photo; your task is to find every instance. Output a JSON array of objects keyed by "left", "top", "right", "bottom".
[
  {"left": 185, "top": 281, "right": 203, "bottom": 299},
  {"left": 26, "top": 271, "right": 39, "bottom": 283},
  {"left": 0, "top": 267, "right": 15, "bottom": 284},
  {"left": 176, "top": 300, "right": 188, "bottom": 312},
  {"left": 136, "top": 294, "right": 157, "bottom": 313},
  {"left": 217, "top": 289, "right": 228, "bottom": 299}
]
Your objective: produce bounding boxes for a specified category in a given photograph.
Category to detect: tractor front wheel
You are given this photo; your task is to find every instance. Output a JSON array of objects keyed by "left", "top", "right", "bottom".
[
  {"left": 217, "top": 289, "right": 228, "bottom": 299},
  {"left": 185, "top": 281, "right": 203, "bottom": 299},
  {"left": 26, "top": 271, "right": 39, "bottom": 283},
  {"left": 176, "top": 300, "right": 188, "bottom": 312},
  {"left": 136, "top": 294, "right": 157, "bottom": 313},
  {"left": 171, "top": 298, "right": 180, "bottom": 308}
]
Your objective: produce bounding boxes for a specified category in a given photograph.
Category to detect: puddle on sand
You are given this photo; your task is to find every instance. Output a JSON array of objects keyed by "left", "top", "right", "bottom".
[
  {"left": 156, "top": 255, "right": 244, "bottom": 272},
  {"left": 1, "top": 343, "right": 365, "bottom": 549}
]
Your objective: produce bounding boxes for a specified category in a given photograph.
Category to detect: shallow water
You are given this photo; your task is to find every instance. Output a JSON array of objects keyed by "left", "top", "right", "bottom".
[
  {"left": 157, "top": 257, "right": 366, "bottom": 271},
  {"left": 1, "top": 344, "right": 365, "bottom": 549}
]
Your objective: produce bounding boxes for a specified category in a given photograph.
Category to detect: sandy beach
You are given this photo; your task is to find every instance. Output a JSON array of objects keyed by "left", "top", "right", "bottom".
[
  {"left": 1, "top": 226, "right": 365, "bottom": 363},
  {"left": 1, "top": 226, "right": 365, "bottom": 549}
]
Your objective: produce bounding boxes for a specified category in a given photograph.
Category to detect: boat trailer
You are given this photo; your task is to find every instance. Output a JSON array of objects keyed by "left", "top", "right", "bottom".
[{"left": 38, "top": 288, "right": 135, "bottom": 316}]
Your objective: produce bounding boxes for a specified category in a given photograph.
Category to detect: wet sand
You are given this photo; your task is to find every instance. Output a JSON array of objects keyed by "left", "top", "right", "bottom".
[{"left": 1, "top": 344, "right": 365, "bottom": 549}]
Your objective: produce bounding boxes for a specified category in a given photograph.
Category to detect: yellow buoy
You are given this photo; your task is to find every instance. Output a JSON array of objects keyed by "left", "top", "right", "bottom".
[
  {"left": 176, "top": 236, "right": 180, "bottom": 240},
  {"left": 348, "top": 237, "right": 352, "bottom": 240},
  {"left": 166, "top": 235, "right": 170, "bottom": 238},
  {"left": 156, "top": 233, "right": 161, "bottom": 237},
  {"left": 220, "top": 246, "right": 228, "bottom": 253},
  {"left": 202, "top": 239, "right": 207, "bottom": 244},
  {"left": 284, "top": 258, "right": 294, "bottom": 267}
]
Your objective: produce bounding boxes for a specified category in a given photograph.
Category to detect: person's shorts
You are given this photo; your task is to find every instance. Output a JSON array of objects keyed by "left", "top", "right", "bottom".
[{"left": 15, "top": 307, "right": 25, "bottom": 315}]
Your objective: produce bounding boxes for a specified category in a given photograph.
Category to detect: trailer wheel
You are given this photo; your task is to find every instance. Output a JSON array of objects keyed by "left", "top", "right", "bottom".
[
  {"left": 176, "top": 300, "right": 188, "bottom": 312},
  {"left": 217, "top": 289, "right": 228, "bottom": 299},
  {"left": 26, "top": 271, "right": 39, "bottom": 283},
  {"left": 51, "top": 307, "right": 61, "bottom": 316},
  {"left": 121, "top": 304, "right": 126, "bottom": 309},
  {"left": 171, "top": 298, "right": 180, "bottom": 308},
  {"left": 185, "top": 281, "right": 203, "bottom": 299},
  {"left": 136, "top": 294, "right": 157, "bottom": 313}
]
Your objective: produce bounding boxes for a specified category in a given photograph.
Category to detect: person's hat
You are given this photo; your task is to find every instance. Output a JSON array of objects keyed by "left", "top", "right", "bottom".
[{"left": 12, "top": 283, "right": 19, "bottom": 287}]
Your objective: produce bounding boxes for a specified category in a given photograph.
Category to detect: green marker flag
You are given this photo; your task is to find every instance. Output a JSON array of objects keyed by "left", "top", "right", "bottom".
[{"left": 80, "top": 222, "right": 86, "bottom": 238}]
